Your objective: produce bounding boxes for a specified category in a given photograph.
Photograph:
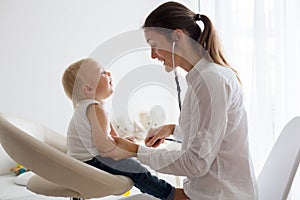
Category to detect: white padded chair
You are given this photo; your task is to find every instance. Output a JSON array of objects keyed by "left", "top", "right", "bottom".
[
  {"left": 257, "top": 116, "right": 300, "bottom": 200},
  {"left": 0, "top": 113, "right": 133, "bottom": 200}
]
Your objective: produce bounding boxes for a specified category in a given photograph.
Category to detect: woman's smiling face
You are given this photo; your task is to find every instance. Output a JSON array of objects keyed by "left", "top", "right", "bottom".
[{"left": 144, "top": 29, "right": 174, "bottom": 72}]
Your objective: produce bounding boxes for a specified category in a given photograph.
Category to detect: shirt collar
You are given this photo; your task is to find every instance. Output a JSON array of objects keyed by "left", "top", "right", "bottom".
[{"left": 185, "top": 57, "right": 209, "bottom": 84}]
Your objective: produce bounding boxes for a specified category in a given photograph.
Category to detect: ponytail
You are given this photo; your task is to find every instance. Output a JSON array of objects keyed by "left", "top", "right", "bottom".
[{"left": 198, "top": 14, "right": 241, "bottom": 83}]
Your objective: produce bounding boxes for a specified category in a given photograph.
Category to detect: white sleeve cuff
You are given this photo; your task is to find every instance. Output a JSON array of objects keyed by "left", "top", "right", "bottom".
[
  {"left": 137, "top": 145, "right": 149, "bottom": 164},
  {"left": 173, "top": 125, "right": 183, "bottom": 141},
  {"left": 137, "top": 145, "right": 155, "bottom": 165}
]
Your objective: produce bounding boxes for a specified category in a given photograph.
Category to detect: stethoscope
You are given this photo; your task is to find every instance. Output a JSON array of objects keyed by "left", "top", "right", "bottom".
[
  {"left": 143, "top": 40, "right": 183, "bottom": 145},
  {"left": 172, "top": 39, "right": 182, "bottom": 111},
  {"left": 141, "top": 39, "right": 183, "bottom": 145},
  {"left": 170, "top": 40, "right": 184, "bottom": 143}
]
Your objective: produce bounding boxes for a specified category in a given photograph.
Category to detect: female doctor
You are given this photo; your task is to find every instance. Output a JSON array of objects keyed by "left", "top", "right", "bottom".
[{"left": 103, "top": 2, "right": 257, "bottom": 199}]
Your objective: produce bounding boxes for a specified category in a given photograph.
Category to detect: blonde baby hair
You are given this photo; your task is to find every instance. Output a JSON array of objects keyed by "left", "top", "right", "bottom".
[{"left": 62, "top": 58, "right": 94, "bottom": 108}]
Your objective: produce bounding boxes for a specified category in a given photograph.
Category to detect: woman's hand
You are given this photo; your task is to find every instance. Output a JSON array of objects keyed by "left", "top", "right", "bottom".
[
  {"left": 100, "top": 136, "right": 139, "bottom": 160},
  {"left": 174, "top": 188, "right": 190, "bottom": 200},
  {"left": 145, "top": 124, "right": 175, "bottom": 147}
]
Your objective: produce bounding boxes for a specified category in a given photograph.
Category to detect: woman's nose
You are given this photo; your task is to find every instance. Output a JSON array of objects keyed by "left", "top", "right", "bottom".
[{"left": 151, "top": 48, "right": 158, "bottom": 59}]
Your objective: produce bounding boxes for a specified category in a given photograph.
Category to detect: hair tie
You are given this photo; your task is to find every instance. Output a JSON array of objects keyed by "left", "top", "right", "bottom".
[{"left": 194, "top": 14, "right": 201, "bottom": 21}]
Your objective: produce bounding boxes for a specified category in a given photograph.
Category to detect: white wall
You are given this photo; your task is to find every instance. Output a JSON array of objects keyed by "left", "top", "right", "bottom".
[{"left": 0, "top": 0, "right": 198, "bottom": 133}]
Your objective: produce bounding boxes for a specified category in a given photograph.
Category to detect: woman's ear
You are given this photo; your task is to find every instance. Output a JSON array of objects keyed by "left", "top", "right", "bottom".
[{"left": 172, "top": 29, "right": 185, "bottom": 42}]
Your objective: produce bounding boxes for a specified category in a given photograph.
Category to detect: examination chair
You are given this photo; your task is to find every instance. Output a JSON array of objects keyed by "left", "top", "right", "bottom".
[
  {"left": 0, "top": 113, "right": 133, "bottom": 200},
  {"left": 257, "top": 116, "right": 300, "bottom": 200}
]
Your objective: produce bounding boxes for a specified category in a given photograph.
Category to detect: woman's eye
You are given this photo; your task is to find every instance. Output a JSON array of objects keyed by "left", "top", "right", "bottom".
[{"left": 150, "top": 43, "right": 157, "bottom": 48}]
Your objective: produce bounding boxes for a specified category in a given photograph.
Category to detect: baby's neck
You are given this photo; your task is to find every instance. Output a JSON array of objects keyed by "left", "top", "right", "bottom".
[
  {"left": 96, "top": 98, "right": 105, "bottom": 105},
  {"left": 92, "top": 97, "right": 105, "bottom": 105},
  {"left": 94, "top": 94, "right": 108, "bottom": 105},
  {"left": 81, "top": 97, "right": 105, "bottom": 105}
]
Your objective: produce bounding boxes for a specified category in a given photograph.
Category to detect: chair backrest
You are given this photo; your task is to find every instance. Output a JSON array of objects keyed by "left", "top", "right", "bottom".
[
  {"left": 257, "top": 116, "right": 300, "bottom": 200},
  {"left": 0, "top": 113, "right": 133, "bottom": 199}
]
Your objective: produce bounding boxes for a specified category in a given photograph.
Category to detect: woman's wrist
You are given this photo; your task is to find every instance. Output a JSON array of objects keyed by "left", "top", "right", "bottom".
[
  {"left": 132, "top": 143, "right": 139, "bottom": 155},
  {"left": 166, "top": 124, "right": 176, "bottom": 136}
]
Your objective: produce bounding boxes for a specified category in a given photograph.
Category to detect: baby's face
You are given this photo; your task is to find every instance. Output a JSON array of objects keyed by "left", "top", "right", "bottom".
[
  {"left": 83, "top": 60, "right": 113, "bottom": 100},
  {"left": 96, "top": 68, "right": 113, "bottom": 99}
]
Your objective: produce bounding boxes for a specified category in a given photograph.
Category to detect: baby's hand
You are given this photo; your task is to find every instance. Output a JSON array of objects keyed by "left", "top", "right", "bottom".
[{"left": 125, "top": 136, "right": 136, "bottom": 143}]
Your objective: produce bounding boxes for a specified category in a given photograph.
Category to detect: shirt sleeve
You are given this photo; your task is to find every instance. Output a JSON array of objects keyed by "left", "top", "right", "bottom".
[
  {"left": 138, "top": 71, "right": 232, "bottom": 177},
  {"left": 173, "top": 125, "right": 183, "bottom": 141}
]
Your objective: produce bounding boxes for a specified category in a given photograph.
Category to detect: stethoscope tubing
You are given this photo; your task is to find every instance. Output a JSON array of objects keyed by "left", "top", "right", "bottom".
[{"left": 172, "top": 41, "right": 182, "bottom": 111}]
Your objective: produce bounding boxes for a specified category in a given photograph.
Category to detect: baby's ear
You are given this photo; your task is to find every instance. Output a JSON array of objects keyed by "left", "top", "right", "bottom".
[{"left": 82, "top": 84, "right": 95, "bottom": 95}]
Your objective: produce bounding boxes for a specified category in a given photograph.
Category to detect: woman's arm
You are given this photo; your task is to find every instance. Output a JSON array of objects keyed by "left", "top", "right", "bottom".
[
  {"left": 101, "top": 136, "right": 139, "bottom": 160},
  {"left": 86, "top": 104, "right": 116, "bottom": 153},
  {"left": 138, "top": 72, "right": 231, "bottom": 177}
]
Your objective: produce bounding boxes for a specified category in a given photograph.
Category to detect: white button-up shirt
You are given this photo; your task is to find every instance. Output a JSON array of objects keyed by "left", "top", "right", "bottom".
[{"left": 138, "top": 57, "right": 257, "bottom": 200}]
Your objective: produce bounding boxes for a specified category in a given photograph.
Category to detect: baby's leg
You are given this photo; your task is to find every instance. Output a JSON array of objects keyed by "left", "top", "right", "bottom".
[{"left": 85, "top": 156, "right": 175, "bottom": 200}]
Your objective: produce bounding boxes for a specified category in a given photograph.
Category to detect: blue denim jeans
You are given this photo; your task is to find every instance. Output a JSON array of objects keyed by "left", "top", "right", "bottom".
[{"left": 85, "top": 155, "right": 175, "bottom": 200}]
